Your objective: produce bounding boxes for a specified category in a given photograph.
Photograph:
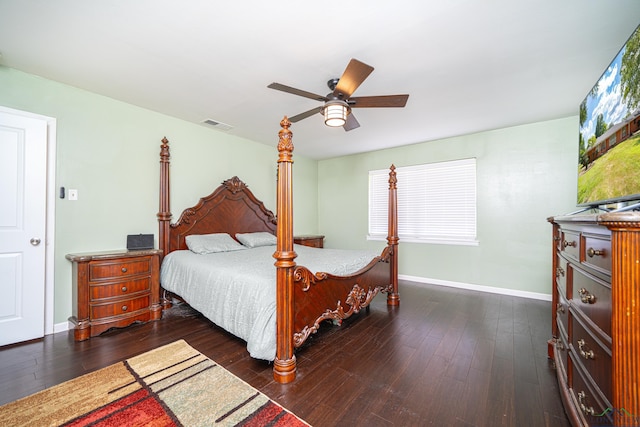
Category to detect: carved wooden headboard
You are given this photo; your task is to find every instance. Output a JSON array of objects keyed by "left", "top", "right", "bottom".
[{"left": 157, "top": 138, "right": 277, "bottom": 257}]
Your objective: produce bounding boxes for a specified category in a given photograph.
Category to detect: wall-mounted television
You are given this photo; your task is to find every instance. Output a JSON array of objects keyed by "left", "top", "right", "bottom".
[{"left": 578, "top": 23, "right": 640, "bottom": 209}]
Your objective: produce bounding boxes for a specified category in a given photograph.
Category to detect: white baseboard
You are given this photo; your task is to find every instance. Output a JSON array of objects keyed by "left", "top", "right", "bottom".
[
  {"left": 53, "top": 321, "right": 72, "bottom": 334},
  {"left": 47, "top": 278, "right": 549, "bottom": 336},
  {"left": 399, "top": 274, "right": 552, "bottom": 301}
]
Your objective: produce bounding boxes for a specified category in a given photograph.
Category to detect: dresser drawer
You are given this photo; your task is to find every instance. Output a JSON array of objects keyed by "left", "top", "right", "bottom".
[
  {"left": 554, "top": 326, "right": 569, "bottom": 383},
  {"left": 570, "top": 353, "right": 612, "bottom": 425},
  {"left": 90, "top": 295, "right": 150, "bottom": 320},
  {"left": 89, "top": 257, "right": 153, "bottom": 281},
  {"left": 582, "top": 232, "right": 611, "bottom": 277},
  {"left": 570, "top": 266, "right": 611, "bottom": 338},
  {"left": 560, "top": 230, "right": 580, "bottom": 261},
  {"left": 90, "top": 276, "right": 151, "bottom": 301},
  {"left": 556, "top": 255, "right": 568, "bottom": 298},
  {"left": 571, "top": 312, "right": 612, "bottom": 401},
  {"left": 556, "top": 292, "right": 569, "bottom": 338}
]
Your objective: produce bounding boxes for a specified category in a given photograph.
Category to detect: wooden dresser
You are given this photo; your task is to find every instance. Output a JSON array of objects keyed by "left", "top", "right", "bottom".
[
  {"left": 293, "top": 235, "right": 325, "bottom": 248},
  {"left": 66, "top": 249, "right": 162, "bottom": 341},
  {"left": 549, "top": 212, "right": 640, "bottom": 427}
]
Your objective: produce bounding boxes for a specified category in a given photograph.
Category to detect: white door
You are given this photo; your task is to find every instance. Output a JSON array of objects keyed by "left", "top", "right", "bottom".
[{"left": 0, "top": 112, "right": 47, "bottom": 346}]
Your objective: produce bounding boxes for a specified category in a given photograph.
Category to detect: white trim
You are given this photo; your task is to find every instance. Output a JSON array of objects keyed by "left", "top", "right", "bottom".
[
  {"left": 54, "top": 321, "right": 71, "bottom": 334},
  {"left": 399, "top": 274, "right": 552, "bottom": 301},
  {"left": 0, "top": 106, "right": 57, "bottom": 335},
  {"left": 45, "top": 118, "right": 56, "bottom": 335}
]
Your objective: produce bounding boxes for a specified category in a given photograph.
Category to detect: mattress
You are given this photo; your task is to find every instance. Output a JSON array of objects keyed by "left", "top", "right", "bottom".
[{"left": 160, "top": 244, "right": 379, "bottom": 360}]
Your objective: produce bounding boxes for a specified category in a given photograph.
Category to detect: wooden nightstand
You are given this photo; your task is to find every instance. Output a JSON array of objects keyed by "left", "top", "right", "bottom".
[
  {"left": 66, "top": 249, "right": 162, "bottom": 341},
  {"left": 294, "top": 235, "right": 325, "bottom": 248}
]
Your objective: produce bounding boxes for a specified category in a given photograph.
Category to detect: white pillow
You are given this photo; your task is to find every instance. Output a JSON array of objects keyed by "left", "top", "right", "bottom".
[
  {"left": 235, "top": 232, "right": 277, "bottom": 248},
  {"left": 185, "top": 233, "right": 246, "bottom": 254}
]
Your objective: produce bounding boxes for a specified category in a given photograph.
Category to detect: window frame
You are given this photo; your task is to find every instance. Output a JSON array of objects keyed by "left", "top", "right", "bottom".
[{"left": 368, "top": 158, "right": 478, "bottom": 246}]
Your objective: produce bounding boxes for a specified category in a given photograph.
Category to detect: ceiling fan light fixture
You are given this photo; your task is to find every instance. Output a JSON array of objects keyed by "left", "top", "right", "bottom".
[{"left": 324, "top": 100, "right": 349, "bottom": 127}]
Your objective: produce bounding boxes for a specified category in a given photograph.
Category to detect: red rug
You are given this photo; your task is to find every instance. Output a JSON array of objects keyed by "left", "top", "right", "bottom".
[{"left": 0, "top": 340, "right": 309, "bottom": 426}]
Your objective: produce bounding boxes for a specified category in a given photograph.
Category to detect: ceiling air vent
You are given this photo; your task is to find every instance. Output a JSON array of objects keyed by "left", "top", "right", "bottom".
[{"left": 202, "top": 119, "right": 233, "bottom": 132}]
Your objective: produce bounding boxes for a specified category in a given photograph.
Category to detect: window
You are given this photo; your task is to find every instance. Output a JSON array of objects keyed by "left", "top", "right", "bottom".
[{"left": 368, "top": 158, "right": 477, "bottom": 245}]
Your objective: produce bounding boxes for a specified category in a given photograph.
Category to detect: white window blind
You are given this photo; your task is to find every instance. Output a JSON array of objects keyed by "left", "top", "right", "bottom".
[{"left": 368, "top": 158, "right": 477, "bottom": 245}]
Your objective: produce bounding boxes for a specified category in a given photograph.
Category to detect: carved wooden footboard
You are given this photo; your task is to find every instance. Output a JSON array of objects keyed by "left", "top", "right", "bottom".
[{"left": 292, "top": 252, "right": 394, "bottom": 348}]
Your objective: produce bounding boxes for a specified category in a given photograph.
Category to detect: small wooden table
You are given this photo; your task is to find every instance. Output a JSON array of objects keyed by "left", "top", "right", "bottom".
[
  {"left": 66, "top": 249, "right": 162, "bottom": 341},
  {"left": 293, "top": 235, "right": 325, "bottom": 248}
]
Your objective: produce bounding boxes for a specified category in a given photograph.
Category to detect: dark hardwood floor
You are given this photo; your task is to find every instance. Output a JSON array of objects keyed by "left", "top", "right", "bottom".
[{"left": 0, "top": 281, "right": 570, "bottom": 426}]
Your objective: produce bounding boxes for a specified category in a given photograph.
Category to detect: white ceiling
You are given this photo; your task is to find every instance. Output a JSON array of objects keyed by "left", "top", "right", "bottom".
[{"left": 1, "top": 1, "right": 639, "bottom": 159}]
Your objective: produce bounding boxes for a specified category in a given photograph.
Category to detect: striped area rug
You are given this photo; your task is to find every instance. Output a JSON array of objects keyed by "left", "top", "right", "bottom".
[{"left": 0, "top": 340, "right": 309, "bottom": 427}]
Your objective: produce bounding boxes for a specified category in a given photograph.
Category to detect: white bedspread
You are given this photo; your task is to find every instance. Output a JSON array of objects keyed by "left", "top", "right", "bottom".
[{"left": 160, "top": 244, "right": 379, "bottom": 361}]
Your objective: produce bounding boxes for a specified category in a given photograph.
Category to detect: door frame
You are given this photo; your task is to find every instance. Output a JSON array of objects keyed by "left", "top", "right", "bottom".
[{"left": 0, "top": 106, "right": 57, "bottom": 335}]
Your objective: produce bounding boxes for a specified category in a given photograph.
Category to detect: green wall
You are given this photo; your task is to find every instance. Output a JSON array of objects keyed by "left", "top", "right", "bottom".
[
  {"left": 318, "top": 117, "right": 578, "bottom": 297},
  {"left": 0, "top": 64, "right": 581, "bottom": 327},
  {"left": 0, "top": 67, "right": 318, "bottom": 325}
]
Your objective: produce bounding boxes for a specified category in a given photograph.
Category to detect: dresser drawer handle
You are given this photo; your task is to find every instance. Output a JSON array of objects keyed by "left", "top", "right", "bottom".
[
  {"left": 121, "top": 305, "right": 128, "bottom": 312},
  {"left": 121, "top": 286, "right": 128, "bottom": 292},
  {"left": 577, "top": 391, "right": 595, "bottom": 416},
  {"left": 587, "top": 247, "right": 604, "bottom": 257},
  {"left": 556, "top": 267, "right": 565, "bottom": 278},
  {"left": 555, "top": 339, "right": 565, "bottom": 351},
  {"left": 563, "top": 240, "right": 577, "bottom": 248},
  {"left": 121, "top": 267, "right": 128, "bottom": 273},
  {"left": 556, "top": 303, "right": 565, "bottom": 314},
  {"left": 578, "top": 288, "right": 596, "bottom": 304},
  {"left": 577, "top": 339, "right": 595, "bottom": 360}
]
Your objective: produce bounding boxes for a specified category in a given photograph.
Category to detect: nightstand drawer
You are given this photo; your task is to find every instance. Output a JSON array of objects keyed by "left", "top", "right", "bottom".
[
  {"left": 91, "top": 295, "right": 150, "bottom": 320},
  {"left": 90, "top": 276, "right": 151, "bottom": 301},
  {"left": 89, "top": 257, "right": 152, "bottom": 281}
]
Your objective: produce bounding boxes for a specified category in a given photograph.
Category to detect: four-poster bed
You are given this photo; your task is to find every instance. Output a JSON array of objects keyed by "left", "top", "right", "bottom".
[{"left": 157, "top": 116, "right": 399, "bottom": 383}]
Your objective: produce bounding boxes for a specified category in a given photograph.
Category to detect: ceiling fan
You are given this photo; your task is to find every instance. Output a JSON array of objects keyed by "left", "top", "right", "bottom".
[{"left": 268, "top": 58, "right": 409, "bottom": 131}]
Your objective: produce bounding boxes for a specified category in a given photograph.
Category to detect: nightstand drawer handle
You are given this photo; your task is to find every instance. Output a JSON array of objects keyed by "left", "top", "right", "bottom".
[
  {"left": 121, "top": 305, "right": 128, "bottom": 312},
  {"left": 563, "top": 240, "right": 576, "bottom": 248},
  {"left": 578, "top": 287, "right": 596, "bottom": 304},
  {"left": 121, "top": 286, "right": 128, "bottom": 292},
  {"left": 121, "top": 267, "right": 128, "bottom": 273},
  {"left": 577, "top": 391, "right": 595, "bottom": 416},
  {"left": 556, "top": 303, "right": 565, "bottom": 314},
  {"left": 556, "top": 267, "right": 565, "bottom": 278},
  {"left": 577, "top": 339, "right": 595, "bottom": 360}
]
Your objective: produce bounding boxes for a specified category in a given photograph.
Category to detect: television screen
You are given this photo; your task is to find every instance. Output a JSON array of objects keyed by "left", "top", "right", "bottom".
[{"left": 578, "top": 24, "right": 640, "bottom": 208}]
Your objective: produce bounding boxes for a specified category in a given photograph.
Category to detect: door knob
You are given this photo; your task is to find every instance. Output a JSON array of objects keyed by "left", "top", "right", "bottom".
[{"left": 30, "top": 238, "right": 41, "bottom": 246}]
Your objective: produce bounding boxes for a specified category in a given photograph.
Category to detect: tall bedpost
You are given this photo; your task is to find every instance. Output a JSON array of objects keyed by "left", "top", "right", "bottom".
[
  {"left": 157, "top": 137, "right": 172, "bottom": 258},
  {"left": 157, "top": 137, "right": 172, "bottom": 309},
  {"left": 387, "top": 164, "right": 400, "bottom": 306},
  {"left": 273, "top": 117, "right": 298, "bottom": 384}
]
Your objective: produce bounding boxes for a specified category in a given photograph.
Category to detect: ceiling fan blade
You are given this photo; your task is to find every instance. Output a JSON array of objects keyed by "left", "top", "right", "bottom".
[
  {"left": 334, "top": 59, "right": 374, "bottom": 99},
  {"left": 348, "top": 94, "right": 409, "bottom": 108},
  {"left": 289, "top": 106, "right": 323, "bottom": 123},
  {"left": 343, "top": 112, "right": 360, "bottom": 131},
  {"left": 267, "top": 83, "right": 328, "bottom": 102}
]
